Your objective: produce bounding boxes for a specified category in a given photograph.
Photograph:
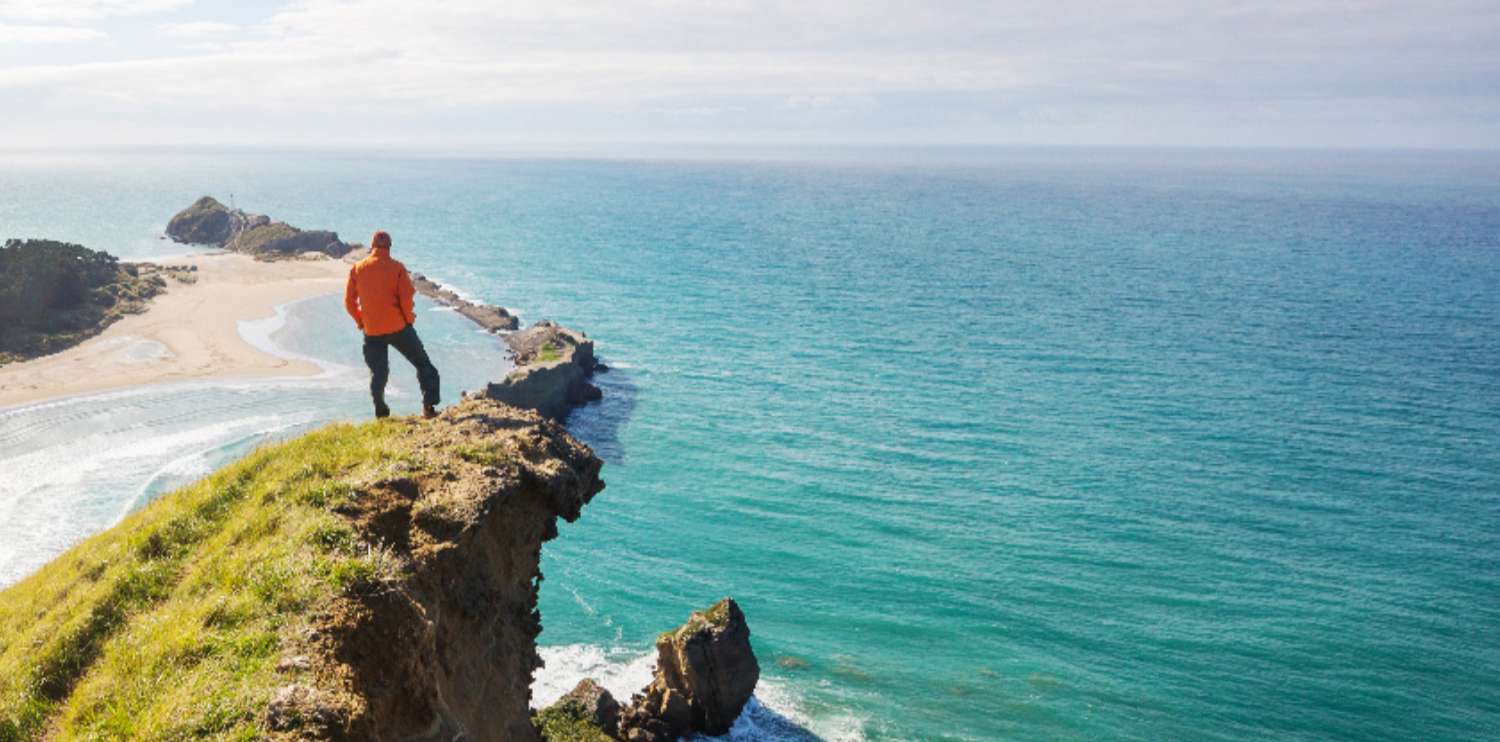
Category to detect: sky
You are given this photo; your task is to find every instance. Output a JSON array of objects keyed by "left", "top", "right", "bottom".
[{"left": 0, "top": 0, "right": 1497, "bottom": 151}]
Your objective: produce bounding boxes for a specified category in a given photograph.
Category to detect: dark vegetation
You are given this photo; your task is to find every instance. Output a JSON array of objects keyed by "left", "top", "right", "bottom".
[{"left": 0, "top": 239, "right": 166, "bottom": 365}]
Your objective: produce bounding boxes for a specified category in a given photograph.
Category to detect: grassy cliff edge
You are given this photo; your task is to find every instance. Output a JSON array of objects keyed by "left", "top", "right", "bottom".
[{"left": 0, "top": 399, "right": 603, "bottom": 740}]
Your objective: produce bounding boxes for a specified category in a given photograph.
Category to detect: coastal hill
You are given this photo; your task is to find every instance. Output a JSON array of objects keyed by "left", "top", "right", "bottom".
[
  {"left": 0, "top": 239, "right": 188, "bottom": 365},
  {"left": 0, "top": 399, "right": 603, "bottom": 739},
  {"left": 0, "top": 399, "right": 759, "bottom": 740}
]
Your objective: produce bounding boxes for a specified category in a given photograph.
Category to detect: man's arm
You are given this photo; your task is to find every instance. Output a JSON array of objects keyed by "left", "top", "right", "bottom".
[
  {"left": 397, "top": 267, "right": 417, "bottom": 326},
  {"left": 344, "top": 267, "right": 364, "bottom": 330}
]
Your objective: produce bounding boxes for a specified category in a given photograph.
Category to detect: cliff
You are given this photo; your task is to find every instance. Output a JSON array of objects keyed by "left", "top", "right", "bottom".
[
  {"left": 166, "top": 197, "right": 352, "bottom": 260},
  {"left": 0, "top": 239, "right": 190, "bottom": 365},
  {"left": 0, "top": 398, "right": 604, "bottom": 740}
]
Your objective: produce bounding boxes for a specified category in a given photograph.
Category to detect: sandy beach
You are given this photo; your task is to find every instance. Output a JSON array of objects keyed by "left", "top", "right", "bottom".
[{"left": 0, "top": 252, "right": 350, "bottom": 409}]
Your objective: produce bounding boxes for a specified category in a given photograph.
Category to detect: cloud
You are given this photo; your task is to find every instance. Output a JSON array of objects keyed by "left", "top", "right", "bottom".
[
  {"left": 161, "top": 20, "right": 237, "bottom": 37},
  {"left": 0, "top": 0, "right": 192, "bottom": 21},
  {"left": 0, "top": 23, "right": 105, "bottom": 43},
  {"left": 0, "top": 0, "right": 1496, "bottom": 147}
]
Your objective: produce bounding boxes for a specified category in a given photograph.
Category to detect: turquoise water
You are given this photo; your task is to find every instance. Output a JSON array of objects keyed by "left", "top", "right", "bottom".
[{"left": 2, "top": 149, "right": 1499, "bottom": 740}]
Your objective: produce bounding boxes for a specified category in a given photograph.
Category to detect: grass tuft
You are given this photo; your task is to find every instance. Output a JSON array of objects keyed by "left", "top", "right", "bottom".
[{"left": 534, "top": 701, "right": 614, "bottom": 742}]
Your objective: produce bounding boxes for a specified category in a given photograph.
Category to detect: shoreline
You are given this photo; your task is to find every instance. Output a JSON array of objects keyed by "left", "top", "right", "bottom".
[{"left": 0, "top": 251, "right": 349, "bottom": 410}]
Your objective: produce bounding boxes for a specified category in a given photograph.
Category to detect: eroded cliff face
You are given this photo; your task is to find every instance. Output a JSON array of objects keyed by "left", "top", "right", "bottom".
[
  {"left": 278, "top": 400, "right": 606, "bottom": 740},
  {"left": 0, "top": 397, "right": 605, "bottom": 740}
]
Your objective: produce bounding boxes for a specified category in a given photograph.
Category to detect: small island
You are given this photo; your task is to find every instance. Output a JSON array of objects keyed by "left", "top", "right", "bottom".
[{"left": 165, "top": 196, "right": 350, "bottom": 260}]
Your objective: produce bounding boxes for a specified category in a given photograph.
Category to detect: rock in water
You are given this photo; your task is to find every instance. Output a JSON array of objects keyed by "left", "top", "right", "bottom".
[
  {"left": 485, "top": 321, "right": 602, "bottom": 421},
  {"left": 619, "top": 598, "right": 760, "bottom": 741}
]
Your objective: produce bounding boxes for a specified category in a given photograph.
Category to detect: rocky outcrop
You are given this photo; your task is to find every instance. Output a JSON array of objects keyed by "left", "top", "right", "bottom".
[
  {"left": 411, "top": 273, "right": 519, "bottom": 332},
  {"left": 0, "top": 239, "right": 170, "bottom": 365},
  {"left": 481, "top": 321, "right": 603, "bottom": 421},
  {"left": 542, "top": 599, "right": 760, "bottom": 742},
  {"left": 292, "top": 399, "right": 606, "bottom": 740},
  {"left": 164, "top": 196, "right": 260, "bottom": 245},
  {"left": 618, "top": 598, "right": 760, "bottom": 741},
  {"left": 165, "top": 196, "right": 352, "bottom": 260},
  {"left": 226, "top": 223, "right": 347, "bottom": 259}
]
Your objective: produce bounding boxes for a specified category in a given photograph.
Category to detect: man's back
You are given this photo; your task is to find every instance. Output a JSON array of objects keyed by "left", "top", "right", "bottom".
[{"left": 346, "top": 247, "right": 415, "bottom": 336}]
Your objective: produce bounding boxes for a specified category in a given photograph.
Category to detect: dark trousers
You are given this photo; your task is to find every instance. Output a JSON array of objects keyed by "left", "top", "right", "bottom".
[{"left": 363, "top": 325, "right": 440, "bottom": 411}]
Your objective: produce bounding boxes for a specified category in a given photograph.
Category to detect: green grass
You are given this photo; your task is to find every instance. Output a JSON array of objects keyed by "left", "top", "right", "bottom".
[
  {"left": 453, "top": 441, "right": 514, "bottom": 467},
  {"left": 225, "top": 222, "right": 299, "bottom": 255},
  {"left": 536, "top": 342, "right": 563, "bottom": 364},
  {"left": 0, "top": 419, "right": 429, "bottom": 740},
  {"left": 656, "top": 598, "right": 735, "bottom": 644},
  {"left": 534, "top": 702, "right": 614, "bottom": 742}
]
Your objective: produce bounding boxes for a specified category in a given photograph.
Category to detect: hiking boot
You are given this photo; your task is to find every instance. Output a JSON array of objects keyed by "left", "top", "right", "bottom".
[
  {"left": 422, "top": 404, "right": 438, "bottom": 419},
  {"left": 375, "top": 402, "right": 391, "bottom": 419}
]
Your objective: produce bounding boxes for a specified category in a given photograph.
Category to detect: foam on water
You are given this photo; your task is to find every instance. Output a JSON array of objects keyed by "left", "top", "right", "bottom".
[
  {"left": 533, "top": 644, "right": 870, "bottom": 742},
  {"left": 119, "top": 418, "right": 310, "bottom": 518},
  {"left": 238, "top": 295, "right": 357, "bottom": 379},
  {"left": 533, "top": 644, "right": 657, "bottom": 708}
]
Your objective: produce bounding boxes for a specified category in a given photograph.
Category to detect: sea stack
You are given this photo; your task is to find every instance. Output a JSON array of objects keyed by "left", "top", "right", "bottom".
[{"left": 617, "top": 598, "right": 761, "bottom": 741}]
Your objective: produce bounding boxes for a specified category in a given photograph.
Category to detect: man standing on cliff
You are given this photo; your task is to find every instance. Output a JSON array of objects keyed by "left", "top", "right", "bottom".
[{"left": 344, "top": 230, "right": 441, "bottom": 419}]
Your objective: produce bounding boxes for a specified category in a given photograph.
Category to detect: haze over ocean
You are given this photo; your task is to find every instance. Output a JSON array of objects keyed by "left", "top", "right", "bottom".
[{"left": 1, "top": 148, "right": 1498, "bottom": 740}]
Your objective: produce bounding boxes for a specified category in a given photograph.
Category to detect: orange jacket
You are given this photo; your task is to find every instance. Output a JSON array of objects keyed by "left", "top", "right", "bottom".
[{"left": 345, "top": 246, "right": 417, "bottom": 336}]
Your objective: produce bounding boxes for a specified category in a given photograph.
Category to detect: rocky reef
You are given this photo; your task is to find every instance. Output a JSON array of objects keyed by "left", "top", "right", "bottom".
[
  {"left": 0, "top": 239, "right": 187, "bottom": 365},
  {"left": 411, "top": 273, "right": 519, "bottom": 332},
  {"left": 537, "top": 598, "right": 762, "bottom": 742},
  {"left": 480, "top": 321, "right": 604, "bottom": 421},
  {"left": 166, "top": 196, "right": 351, "bottom": 260}
]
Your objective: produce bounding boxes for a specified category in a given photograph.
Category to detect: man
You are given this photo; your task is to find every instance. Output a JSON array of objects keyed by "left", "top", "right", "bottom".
[{"left": 344, "top": 230, "right": 440, "bottom": 419}]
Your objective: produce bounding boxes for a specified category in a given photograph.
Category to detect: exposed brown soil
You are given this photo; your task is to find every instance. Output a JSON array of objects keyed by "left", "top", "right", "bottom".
[{"left": 271, "top": 399, "right": 604, "bottom": 740}]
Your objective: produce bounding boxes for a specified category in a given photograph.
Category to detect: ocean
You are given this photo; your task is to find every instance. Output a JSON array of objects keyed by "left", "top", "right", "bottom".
[{"left": 1, "top": 147, "right": 1498, "bottom": 740}]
